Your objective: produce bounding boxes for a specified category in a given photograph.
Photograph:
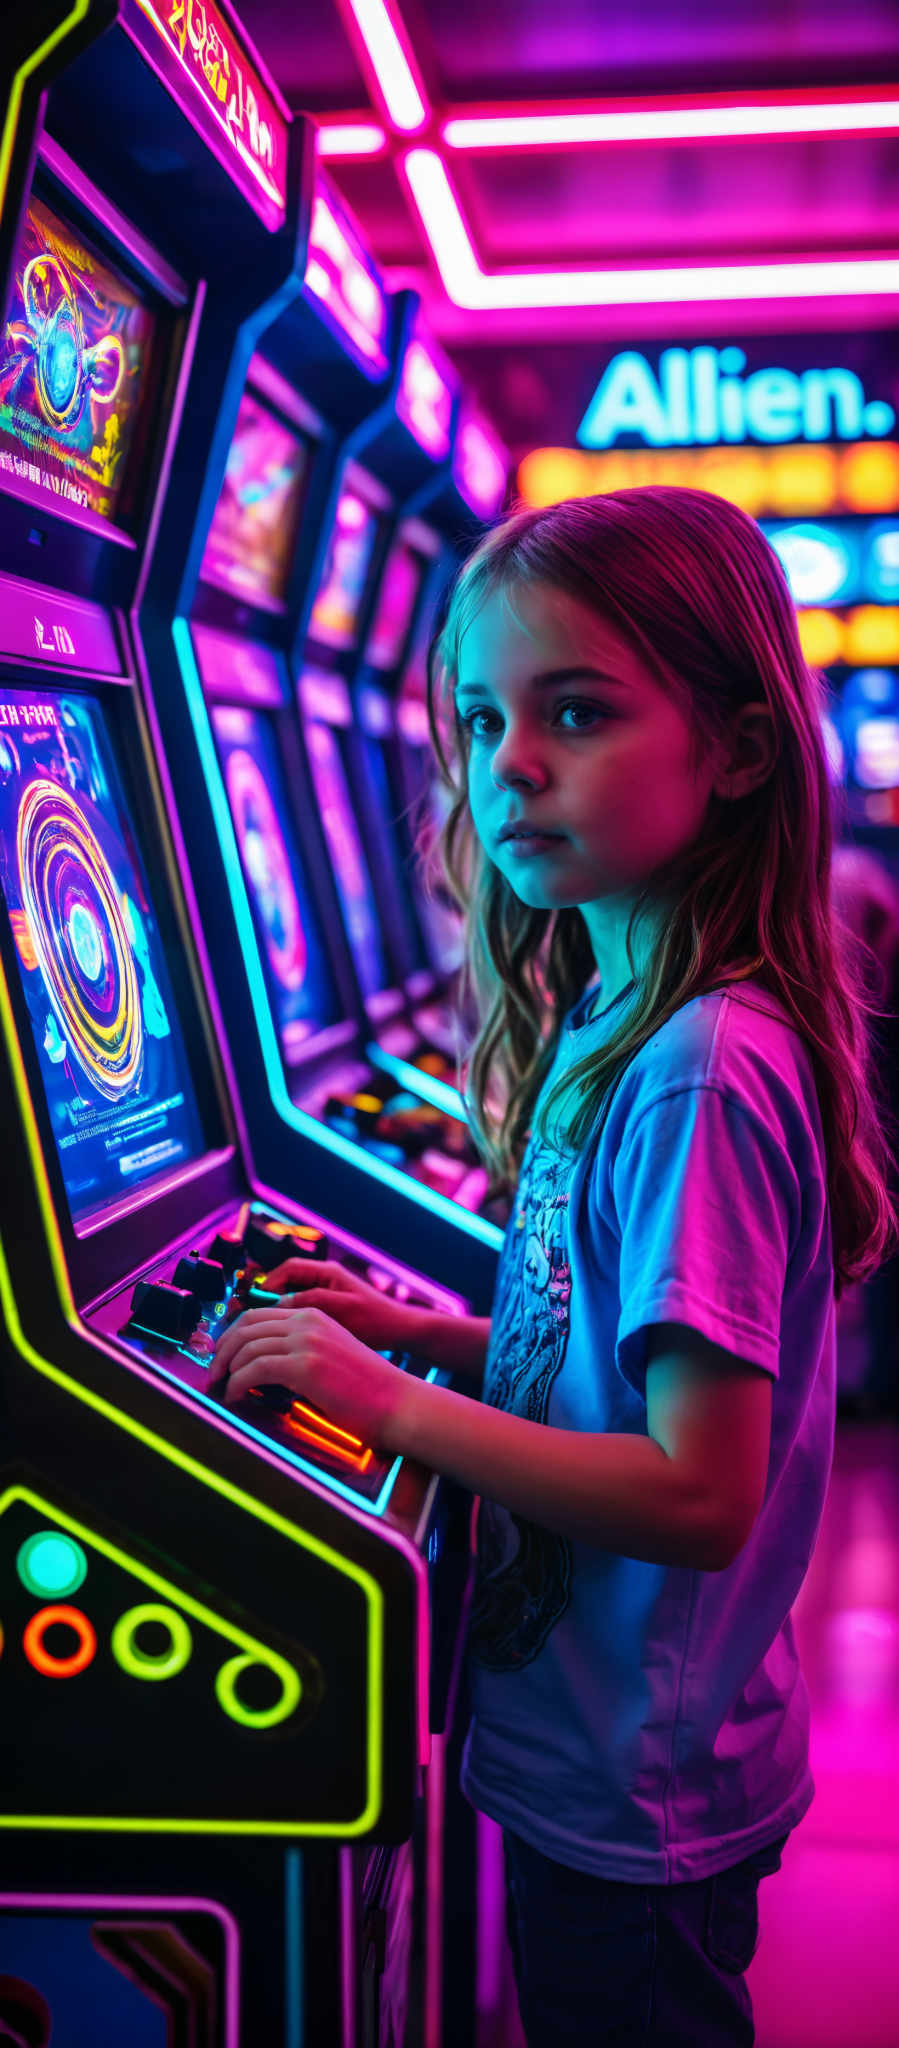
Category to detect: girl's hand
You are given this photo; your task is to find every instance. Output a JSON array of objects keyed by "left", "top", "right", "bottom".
[
  {"left": 207, "top": 1301, "right": 409, "bottom": 1452},
  {"left": 256, "top": 1255, "right": 422, "bottom": 1355}
]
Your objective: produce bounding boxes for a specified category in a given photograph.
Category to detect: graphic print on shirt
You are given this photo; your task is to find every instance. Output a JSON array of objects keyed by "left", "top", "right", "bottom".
[{"left": 469, "top": 1142, "right": 574, "bottom": 1670}]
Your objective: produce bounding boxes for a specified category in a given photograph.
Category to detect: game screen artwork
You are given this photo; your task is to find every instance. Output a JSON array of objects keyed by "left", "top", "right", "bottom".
[
  {"left": 303, "top": 718, "right": 388, "bottom": 1000},
  {"left": 0, "top": 194, "right": 158, "bottom": 528},
  {"left": 200, "top": 391, "right": 309, "bottom": 608},
  {"left": 364, "top": 543, "right": 424, "bottom": 671},
  {"left": 211, "top": 705, "right": 341, "bottom": 1060},
  {"left": 0, "top": 690, "right": 205, "bottom": 1222},
  {"left": 308, "top": 490, "right": 380, "bottom": 649}
]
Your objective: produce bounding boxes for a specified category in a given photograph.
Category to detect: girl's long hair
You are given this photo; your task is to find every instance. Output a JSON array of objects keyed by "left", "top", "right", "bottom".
[{"left": 420, "top": 487, "right": 899, "bottom": 1301}]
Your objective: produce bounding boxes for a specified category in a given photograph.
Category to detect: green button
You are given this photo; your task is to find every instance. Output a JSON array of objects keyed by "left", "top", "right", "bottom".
[{"left": 17, "top": 1530, "right": 87, "bottom": 1599}]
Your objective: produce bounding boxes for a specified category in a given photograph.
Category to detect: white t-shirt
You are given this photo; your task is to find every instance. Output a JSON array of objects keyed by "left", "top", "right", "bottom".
[{"left": 461, "top": 976, "right": 836, "bottom": 1882}]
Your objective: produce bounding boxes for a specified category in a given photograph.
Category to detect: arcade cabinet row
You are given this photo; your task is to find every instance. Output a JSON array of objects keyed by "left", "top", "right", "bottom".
[{"left": 0, "top": 2, "right": 507, "bottom": 2042}]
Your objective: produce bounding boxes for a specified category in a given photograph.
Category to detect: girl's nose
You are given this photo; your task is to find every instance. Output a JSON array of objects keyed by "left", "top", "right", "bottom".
[{"left": 490, "top": 730, "right": 550, "bottom": 790}]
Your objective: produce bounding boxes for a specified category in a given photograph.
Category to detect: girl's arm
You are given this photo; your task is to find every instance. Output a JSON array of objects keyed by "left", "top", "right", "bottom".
[
  {"left": 210, "top": 1312, "right": 772, "bottom": 1572},
  {"left": 402, "top": 1308, "right": 492, "bottom": 1386},
  {"left": 388, "top": 1324, "right": 773, "bottom": 1572}
]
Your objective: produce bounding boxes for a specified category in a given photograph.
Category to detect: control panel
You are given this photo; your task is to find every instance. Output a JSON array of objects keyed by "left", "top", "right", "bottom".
[{"left": 86, "top": 1201, "right": 455, "bottom": 1507}]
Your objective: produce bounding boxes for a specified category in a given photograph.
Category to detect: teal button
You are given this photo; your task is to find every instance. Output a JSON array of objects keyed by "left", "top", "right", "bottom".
[{"left": 17, "top": 1530, "right": 88, "bottom": 1599}]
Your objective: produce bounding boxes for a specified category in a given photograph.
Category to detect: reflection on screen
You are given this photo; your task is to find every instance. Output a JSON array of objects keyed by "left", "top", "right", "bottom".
[
  {"left": 200, "top": 391, "right": 309, "bottom": 607},
  {"left": 0, "top": 194, "right": 158, "bottom": 528},
  {"left": 211, "top": 705, "right": 341, "bottom": 1059},
  {"left": 308, "top": 490, "right": 379, "bottom": 649},
  {"left": 364, "top": 544, "right": 423, "bottom": 671},
  {"left": 406, "top": 746, "right": 464, "bottom": 975},
  {"left": 0, "top": 690, "right": 205, "bottom": 1220},
  {"left": 304, "top": 720, "right": 387, "bottom": 1000}
]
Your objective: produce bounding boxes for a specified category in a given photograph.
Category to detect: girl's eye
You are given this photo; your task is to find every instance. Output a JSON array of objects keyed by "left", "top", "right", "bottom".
[
  {"left": 458, "top": 700, "right": 607, "bottom": 739},
  {"left": 458, "top": 707, "right": 501, "bottom": 738},
  {"left": 557, "top": 701, "right": 605, "bottom": 730}
]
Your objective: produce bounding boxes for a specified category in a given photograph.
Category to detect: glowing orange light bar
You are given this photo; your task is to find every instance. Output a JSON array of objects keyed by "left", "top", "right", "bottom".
[
  {"left": 516, "top": 443, "right": 899, "bottom": 519},
  {"left": 285, "top": 1402, "right": 374, "bottom": 1472}
]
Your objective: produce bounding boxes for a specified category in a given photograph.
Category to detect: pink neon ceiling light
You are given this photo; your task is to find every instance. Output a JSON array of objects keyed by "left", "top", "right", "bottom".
[
  {"left": 322, "top": 0, "right": 899, "bottom": 314},
  {"left": 402, "top": 149, "right": 899, "bottom": 311},
  {"left": 337, "top": 0, "right": 429, "bottom": 133}
]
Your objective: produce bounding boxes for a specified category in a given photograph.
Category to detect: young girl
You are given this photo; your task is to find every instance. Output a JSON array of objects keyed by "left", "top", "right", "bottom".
[{"left": 209, "top": 487, "right": 899, "bottom": 2046}]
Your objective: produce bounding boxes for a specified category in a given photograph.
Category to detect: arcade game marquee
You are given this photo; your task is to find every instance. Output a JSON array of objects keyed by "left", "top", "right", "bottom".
[
  {"left": 0, "top": 6, "right": 488, "bottom": 2042},
  {"left": 139, "top": 164, "right": 510, "bottom": 1283}
]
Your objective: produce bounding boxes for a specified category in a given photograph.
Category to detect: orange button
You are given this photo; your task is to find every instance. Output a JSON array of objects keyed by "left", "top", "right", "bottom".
[{"left": 23, "top": 1603, "right": 97, "bottom": 1677}]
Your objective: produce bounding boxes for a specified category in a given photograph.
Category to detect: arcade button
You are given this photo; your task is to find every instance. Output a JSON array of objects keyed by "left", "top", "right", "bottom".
[
  {"left": 129, "top": 1280, "right": 200, "bottom": 1342},
  {"left": 207, "top": 1231, "right": 245, "bottom": 1280},
  {"left": 243, "top": 1217, "right": 330, "bottom": 1266},
  {"left": 173, "top": 1254, "right": 227, "bottom": 1299},
  {"left": 323, "top": 1090, "right": 384, "bottom": 1135},
  {"left": 413, "top": 1051, "right": 453, "bottom": 1078}
]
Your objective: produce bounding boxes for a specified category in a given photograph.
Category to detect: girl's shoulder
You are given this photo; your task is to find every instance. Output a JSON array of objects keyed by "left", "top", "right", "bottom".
[{"left": 613, "top": 978, "right": 823, "bottom": 1151}]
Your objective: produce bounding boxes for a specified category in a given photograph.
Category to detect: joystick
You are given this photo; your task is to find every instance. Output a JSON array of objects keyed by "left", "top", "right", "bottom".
[
  {"left": 130, "top": 1281, "right": 199, "bottom": 1343},
  {"left": 173, "top": 1254, "right": 227, "bottom": 1299}
]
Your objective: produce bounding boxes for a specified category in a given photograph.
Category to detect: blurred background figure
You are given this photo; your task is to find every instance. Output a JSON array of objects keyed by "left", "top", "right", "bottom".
[{"left": 831, "top": 843, "right": 899, "bottom": 1417}]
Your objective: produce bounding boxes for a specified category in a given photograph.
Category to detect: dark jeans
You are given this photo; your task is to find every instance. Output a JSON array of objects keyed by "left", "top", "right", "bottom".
[{"left": 503, "top": 1828, "right": 790, "bottom": 2047}]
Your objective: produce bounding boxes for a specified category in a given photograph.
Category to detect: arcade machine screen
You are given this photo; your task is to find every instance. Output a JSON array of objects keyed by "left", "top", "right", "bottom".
[
  {"left": 0, "top": 192, "right": 160, "bottom": 530},
  {"left": 308, "top": 488, "right": 381, "bottom": 650},
  {"left": 0, "top": 687, "right": 205, "bottom": 1222},
  {"left": 199, "top": 389, "right": 310, "bottom": 610},
  {"left": 210, "top": 704, "right": 343, "bottom": 1063},
  {"left": 303, "top": 715, "right": 389, "bottom": 1002},
  {"left": 364, "top": 540, "right": 425, "bottom": 673}
]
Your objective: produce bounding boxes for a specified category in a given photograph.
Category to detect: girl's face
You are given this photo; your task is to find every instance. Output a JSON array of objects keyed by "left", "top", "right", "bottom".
[{"left": 456, "top": 580, "right": 725, "bottom": 925}]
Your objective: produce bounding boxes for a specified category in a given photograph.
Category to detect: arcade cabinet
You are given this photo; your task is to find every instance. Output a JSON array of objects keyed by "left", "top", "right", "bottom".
[
  {"left": 0, "top": 6, "right": 481, "bottom": 2041},
  {"left": 140, "top": 166, "right": 506, "bottom": 1299}
]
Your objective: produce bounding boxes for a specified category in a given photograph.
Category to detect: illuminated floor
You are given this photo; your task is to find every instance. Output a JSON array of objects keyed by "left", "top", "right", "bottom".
[{"left": 475, "top": 1417, "right": 899, "bottom": 2048}]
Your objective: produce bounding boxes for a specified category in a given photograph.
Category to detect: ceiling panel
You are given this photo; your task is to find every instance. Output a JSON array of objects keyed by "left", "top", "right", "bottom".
[{"left": 234, "top": 0, "right": 899, "bottom": 452}]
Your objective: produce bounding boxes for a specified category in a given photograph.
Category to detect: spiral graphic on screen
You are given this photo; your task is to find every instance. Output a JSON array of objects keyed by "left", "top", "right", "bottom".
[{"left": 17, "top": 778, "right": 143, "bottom": 1100}]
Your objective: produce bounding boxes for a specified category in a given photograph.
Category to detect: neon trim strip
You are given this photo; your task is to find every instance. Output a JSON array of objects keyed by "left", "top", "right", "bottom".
[
  {"left": 111, "top": 1602, "right": 193, "bottom": 1681},
  {"left": 285, "top": 1852, "right": 304, "bottom": 2048},
  {"left": 403, "top": 148, "right": 899, "bottom": 309},
  {"left": 0, "top": 3, "right": 90, "bottom": 221},
  {"left": 174, "top": 618, "right": 503, "bottom": 1253},
  {"left": 317, "top": 120, "right": 387, "bottom": 156},
  {"left": 0, "top": 1484, "right": 378, "bottom": 1828},
  {"left": 342, "top": 0, "right": 428, "bottom": 132},
  {"left": 0, "top": 1892, "right": 240, "bottom": 2048},
  {"left": 364, "top": 1043, "right": 466, "bottom": 1120},
  {"left": 23, "top": 1603, "right": 97, "bottom": 1677},
  {"left": 443, "top": 91, "right": 899, "bottom": 150}
]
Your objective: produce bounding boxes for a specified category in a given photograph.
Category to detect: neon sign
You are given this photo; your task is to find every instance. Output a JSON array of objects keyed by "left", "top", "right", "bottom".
[
  {"left": 122, "top": 0, "right": 289, "bottom": 231},
  {"left": 578, "top": 346, "right": 896, "bottom": 450}
]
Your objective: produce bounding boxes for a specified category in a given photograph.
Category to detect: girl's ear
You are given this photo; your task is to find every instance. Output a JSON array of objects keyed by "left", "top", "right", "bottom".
[{"left": 714, "top": 702, "right": 777, "bottom": 802}]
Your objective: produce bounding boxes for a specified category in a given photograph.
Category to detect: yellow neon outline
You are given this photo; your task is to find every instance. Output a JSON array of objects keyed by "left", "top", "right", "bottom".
[
  {"left": 111, "top": 1601, "right": 193, "bottom": 1681},
  {"left": 0, "top": 4, "right": 91, "bottom": 222},
  {"left": 0, "top": 930, "right": 387, "bottom": 1834},
  {"left": 215, "top": 1650, "right": 302, "bottom": 1729}
]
